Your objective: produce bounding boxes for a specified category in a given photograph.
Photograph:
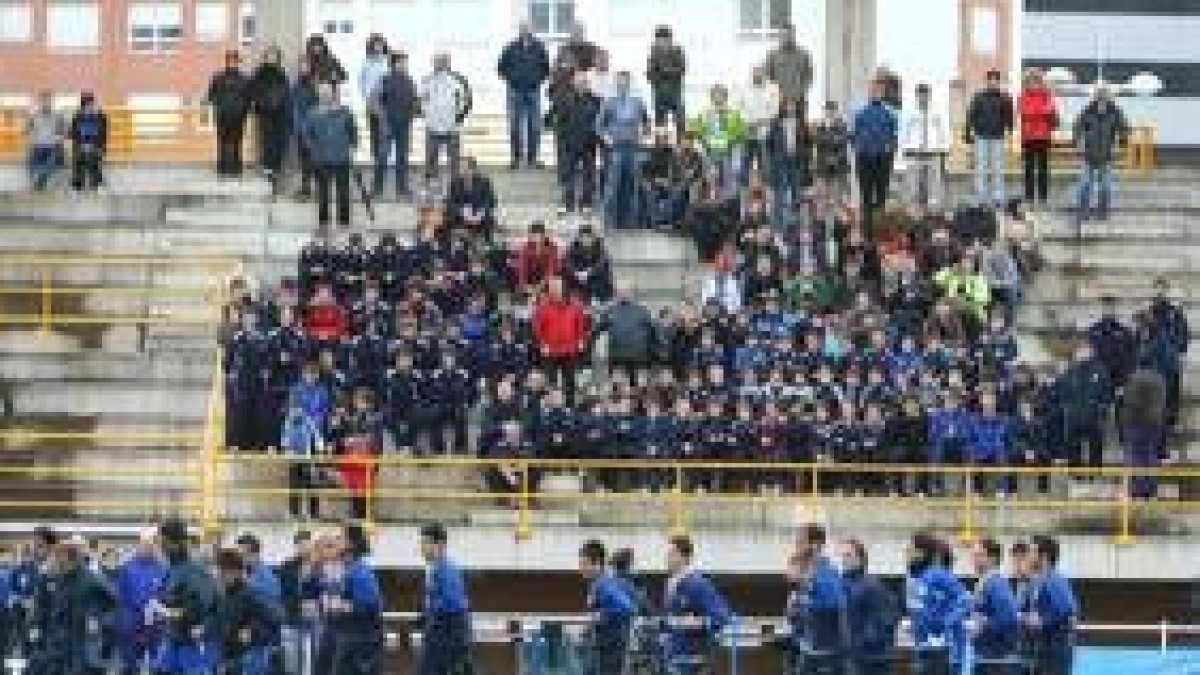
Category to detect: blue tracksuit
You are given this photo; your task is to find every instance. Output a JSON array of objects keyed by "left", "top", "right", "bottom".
[
  {"left": 664, "top": 569, "right": 732, "bottom": 671},
  {"left": 115, "top": 553, "right": 167, "bottom": 674},
  {"left": 928, "top": 407, "right": 970, "bottom": 465},
  {"left": 583, "top": 572, "right": 636, "bottom": 675},
  {"left": 787, "top": 556, "right": 846, "bottom": 660},
  {"left": 152, "top": 559, "right": 221, "bottom": 674},
  {"left": 966, "top": 413, "right": 1012, "bottom": 464},
  {"left": 315, "top": 558, "right": 384, "bottom": 675},
  {"left": 1028, "top": 568, "right": 1078, "bottom": 674},
  {"left": 843, "top": 569, "right": 897, "bottom": 672},
  {"left": 247, "top": 562, "right": 283, "bottom": 613},
  {"left": 971, "top": 569, "right": 1021, "bottom": 663},
  {"left": 907, "top": 564, "right": 969, "bottom": 666},
  {"left": 421, "top": 555, "right": 472, "bottom": 675}
]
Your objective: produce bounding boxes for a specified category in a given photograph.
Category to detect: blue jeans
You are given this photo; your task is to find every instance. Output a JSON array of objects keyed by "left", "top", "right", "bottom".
[
  {"left": 604, "top": 144, "right": 640, "bottom": 228},
  {"left": 1076, "top": 163, "right": 1114, "bottom": 218},
  {"left": 27, "top": 143, "right": 61, "bottom": 190},
  {"left": 653, "top": 86, "right": 685, "bottom": 137},
  {"left": 507, "top": 88, "right": 541, "bottom": 165},
  {"left": 374, "top": 117, "right": 412, "bottom": 195},
  {"left": 973, "top": 138, "right": 1006, "bottom": 206}
]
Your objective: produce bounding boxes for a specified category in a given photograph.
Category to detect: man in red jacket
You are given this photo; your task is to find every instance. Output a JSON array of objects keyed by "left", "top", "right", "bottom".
[
  {"left": 513, "top": 221, "right": 561, "bottom": 294},
  {"left": 533, "top": 276, "right": 588, "bottom": 404},
  {"left": 1019, "top": 68, "right": 1058, "bottom": 208}
]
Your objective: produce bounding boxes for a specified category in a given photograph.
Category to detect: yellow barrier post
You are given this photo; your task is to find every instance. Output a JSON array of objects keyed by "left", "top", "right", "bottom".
[
  {"left": 200, "top": 350, "right": 223, "bottom": 536},
  {"left": 516, "top": 461, "right": 532, "bottom": 542},
  {"left": 958, "top": 467, "right": 977, "bottom": 544},
  {"left": 669, "top": 464, "right": 686, "bottom": 536},
  {"left": 38, "top": 269, "right": 51, "bottom": 336},
  {"left": 1116, "top": 468, "right": 1135, "bottom": 545}
]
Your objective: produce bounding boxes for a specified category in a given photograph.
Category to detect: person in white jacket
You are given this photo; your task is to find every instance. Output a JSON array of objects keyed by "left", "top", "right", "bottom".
[
  {"left": 737, "top": 66, "right": 780, "bottom": 185},
  {"left": 419, "top": 52, "right": 473, "bottom": 184},
  {"left": 900, "top": 83, "right": 950, "bottom": 207}
]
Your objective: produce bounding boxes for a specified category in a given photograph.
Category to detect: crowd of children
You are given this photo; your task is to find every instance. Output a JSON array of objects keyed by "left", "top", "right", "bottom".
[{"left": 221, "top": 164, "right": 1189, "bottom": 514}]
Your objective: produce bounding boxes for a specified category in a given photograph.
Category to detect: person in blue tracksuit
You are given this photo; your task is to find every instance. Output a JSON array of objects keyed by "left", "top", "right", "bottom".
[
  {"left": 235, "top": 534, "right": 282, "bottom": 612},
  {"left": 966, "top": 392, "right": 1014, "bottom": 496},
  {"left": 418, "top": 523, "right": 473, "bottom": 675},
  {"left": 578, "top": 539, "right": 636, "bottom": 675},
  {"left": 214, "top": 548, "right": 282, "bottom": 675},
  {"left": 905, "top": 532, "right": 969, "bottom": 675},
  {"left": 967, "top": 538, "right": 1021, "bottom": 674},
  {"left": 313, "top": 527, "right": 384, "bottom": 674},
  {"left": 663, "top": 535, "right": 732, "bottom": 675},
  {"left": 927, "top": 393, "right": 970, "bottom": 496},
  {"left": 152, "top": 519, "right": 221, "bottom": 675},
  {"left": 785, "top": 524, "right": 846, "bottom": 674},
  {"left": 1022, "top": 536, "right": 1078, "bottom": 675},
  {"left": 840, "top": 538, "right": 898, "bottom": 675},
  {"left": 116, "top": 530, "right": 167, "bottom": 675}
]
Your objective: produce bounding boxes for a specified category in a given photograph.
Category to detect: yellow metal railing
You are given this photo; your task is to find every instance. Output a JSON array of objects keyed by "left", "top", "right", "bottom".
[
  {"left": 949, "top": 124, "right": 1156, "bottom": 175},
  {"left": 0, "top": 254, "right": 239, "bottom": 332},
  {"left": 215, "top": 454, "right": 1200, "bottom": 543}
]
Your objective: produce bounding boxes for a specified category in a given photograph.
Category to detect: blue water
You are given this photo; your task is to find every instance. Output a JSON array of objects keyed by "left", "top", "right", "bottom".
[{"left": 1077, "top": 647, "right": 1200, "bottom": 674}]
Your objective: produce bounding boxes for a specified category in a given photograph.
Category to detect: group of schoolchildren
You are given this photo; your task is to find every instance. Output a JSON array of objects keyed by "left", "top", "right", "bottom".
[{"left": 0, "top": 521, "right": 386, "bottom": 675}]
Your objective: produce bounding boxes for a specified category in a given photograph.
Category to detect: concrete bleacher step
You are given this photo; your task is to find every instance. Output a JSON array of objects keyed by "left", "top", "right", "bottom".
[
  {"left": 11, "top": 381, "right": 209, "bottom": 418},
  {"left": 0, "top": 351, "right": 213, "bottom": 381}
]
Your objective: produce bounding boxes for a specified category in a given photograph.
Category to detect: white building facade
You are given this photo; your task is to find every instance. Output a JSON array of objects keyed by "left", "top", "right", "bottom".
[{"left": 299, "top": 0, "right": 837, "bottom": 113}]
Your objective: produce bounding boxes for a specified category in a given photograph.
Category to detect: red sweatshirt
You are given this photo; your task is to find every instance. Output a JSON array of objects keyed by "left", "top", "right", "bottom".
[
  {"left": 533, "top": 295, "right": 588, "bottom": 358},
  {"left": 304, "top": 303, "right": 348, "bottom": 341},
  {"left": 1019, "top": 86, "right": 1058, "bottom": 145}
]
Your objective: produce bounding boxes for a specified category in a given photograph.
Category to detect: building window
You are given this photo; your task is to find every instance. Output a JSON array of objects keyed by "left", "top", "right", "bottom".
[
  {"left": 129, "top": 2, "right": 183, "bottom": 52},
  {"left": 239, "top": 1, "right": 254, "bottom": 47},
  {"left": 195, "top": 1, "right": 229, "bottom": 42},
  {"left": 46, "top": 1, "right": 100, "bottom": 49},
  {"left": 322, "top": 19, "right": 354, "bottom": 35},
  {"left": 739, "top": 0, "right": 791, "bottom": 33},
  {"left": 529, "top": 0, "right": 574, "bottom": 39},
  {"left": 0, "top": 2, "right": 33, "bottom": 42}
]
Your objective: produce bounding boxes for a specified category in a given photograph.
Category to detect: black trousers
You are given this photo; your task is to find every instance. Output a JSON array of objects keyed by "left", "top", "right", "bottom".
[
  {"left": 314, "top": 163, "right": 352, "bottom": 230},
  {"left": 71, "top": 148, "right": 104, "bottom": 190},
  {"left": 1023, "top": 141, "right": 1051, "bottom": 204},
  {"left": 288, "top": 462, "right": 320, "bottom": 518},
  {"left": 557, "top": 144, "right": 596, "bottom": 210},
  {"left": 215, "top": 112, "right": 247, "bottom": 175},
  {"left": 1066, "top": 420, "right": 1104, "bottom": 467},
  {"left": 543, "top": 355, "right": 579, "bottom": 405},
  {"left": 256, "top": 110, "right": 288, "bottom": 174},
  {"left": 856, "top": 152, "right": 892, "bottom": 234}
]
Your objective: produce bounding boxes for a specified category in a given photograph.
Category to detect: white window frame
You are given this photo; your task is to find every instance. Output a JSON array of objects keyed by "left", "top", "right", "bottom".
[
  {"left": 194, "top": 1, "right": 230, "bottom": 42},
  {"left": 238, "top": 1, "right": 254, "bottom": 47},
  {"left": 528, "top": 0, "right": 575, "bottom": 40},
  {"left": 0, "top": 1, "right": 33, "bottom": 43},
  {"left": 128, "top": 2, "right": 183, "bottom": 53},
  {"left": 738, "top": 0, "right": 792, "bottom": 36},
  {"left": 46, "top": 1, "right": 101, "bottom": 50}
]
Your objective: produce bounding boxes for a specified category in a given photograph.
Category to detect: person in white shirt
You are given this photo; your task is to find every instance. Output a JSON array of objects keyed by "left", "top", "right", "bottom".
[
  {"left": 589, "top": 49, "right": 617, "bottom": 102},
  {"left": 900, "top": 83, "right": 950, "bottom": 207},
  {"left": 699, "top": 268, "right": 743, "bottom": 314},
  {"left": 418, "top": 52, "right": 473, "bottom": 184},
  {"left": 737, "top": 66, "right": 780, "bottom": 185}
]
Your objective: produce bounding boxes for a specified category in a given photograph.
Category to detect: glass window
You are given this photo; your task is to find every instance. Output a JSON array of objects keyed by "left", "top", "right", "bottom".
[
  {"left": 739, "top": 0, "right": 791, "bottom": 33},
  {"left": 46, "top": 1, "right": 100, "bottom": 49},
  {"left": 239, "top": 1, "right": 254, "bottom": 46},
  {"left": 528, "top": 0, "right": 574, "bottom": 38},
  {"left": 0, "top": 2, "right": 32, "bottom": 42},
  {"left": 195, "top": 1, "right": 229, "bottom": 42},
  {"left": 129, "top": 2, "right": 182, "bottom": 52}
]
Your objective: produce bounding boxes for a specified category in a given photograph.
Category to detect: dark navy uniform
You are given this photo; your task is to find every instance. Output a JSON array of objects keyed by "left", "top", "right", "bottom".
[
  {"left": 29, "top": 563, "right": 115, "bottom": 674},
  {"left": 843, "top": 567, "right": 897, "bottom": 675},
  {"left": 419, "top": 555, "right": 472, "bottom": 675},
  {"left": 225, "top": 324, "right": 272, "bottom": 450},
  {"left": 314, "top": 558, "right": 384, "bottom": 675},
  {"left": 970, "top": 570, "right": 1021, "bottom": 673},
  {"left": 785, "top": 556, "right": 846, "bottom": 674},
  {"left": 152, "top": 557, "right": 221, "bottom": 674},
  {"left": 1026, "top": 569, "right": 1078, "bottom": 675},
  {"left": 1055, "top": 358, "right": 1112, "bottom": 467},
  {"left": 216, "top": 577, "right": 282, "bottom": 675}
]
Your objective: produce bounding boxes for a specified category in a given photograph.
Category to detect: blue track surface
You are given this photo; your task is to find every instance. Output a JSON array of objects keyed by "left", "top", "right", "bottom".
[{"left": 1077, "top": 647, "right": 1200, "bottom": 674}]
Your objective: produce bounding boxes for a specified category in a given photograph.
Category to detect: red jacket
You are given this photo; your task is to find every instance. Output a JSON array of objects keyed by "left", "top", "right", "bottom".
[
  {"left": 1019, "top": 87, "right": 1058, "bottom": 144},
  {"left": 533, "top": 295, "right": 588, "bottom": 358},
  {"left": 514, "top": 239, "right": 562, "bottom": 289},
  {"left": 304, "top": 303, "right": 348, "bottom": 341}
]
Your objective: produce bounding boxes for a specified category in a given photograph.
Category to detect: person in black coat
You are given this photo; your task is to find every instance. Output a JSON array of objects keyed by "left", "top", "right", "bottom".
[
  {"left": 68, "top": 92, "right": 108, "bottom": 191},
  {"left": 685, "top": 182, "right": 738, "bottom": 263},
  {"left": 445, "top": 156, "right": 498, "bottom": 237},
  {"left": 1086, "top": 295, "right": 1136, "bottom": 389},
  {"left": 545, "top": 69, "right": 601, "bottom": 212},
  {"left": 840, "top": 539, "right": 897, "bottom": 674},
  {"left": 304, "top": 34, "right": 348, "bottom": 90},
  {"left": 250, "top": 45, "right": 292, "bottom": 182},
  {"left": 372, "top": 51, "right": 420, "bottom": 199},
  {"left": 207, "top": 49, "right": 252, "bottom": 176},
  {"left": 1056, "top": 344, "right": 1113, "bottom": 469},
  {"left": 214, "top": 548, "right": 282, "bottom": 674}
]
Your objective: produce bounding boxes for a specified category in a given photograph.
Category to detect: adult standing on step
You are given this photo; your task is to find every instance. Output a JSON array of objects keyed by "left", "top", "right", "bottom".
[
  {"left": 207, "top": 49, "right": 252, "bottom": 177},
  {"left": 965, "top": 69, "right": 1015, "bottom": 210},
  {"left": 419, "top": 52, "right": 473, "bottom": 187},
  {"left": 1018, "top": 69, "right": 1058, "bottom": 209},
  {"left": 372, "top": 50, "right": 419, "bottom": 200},
  {"left": 498, "top": 21, "right": 550, "bottom": 170},
  {"left": 1073, "top": 86, "right": 1129, "bottom": 226},
  {"left": 249, "top": 45, "right": 292, "bottom": 185},
  {"left": 763, "top": 24, "right": 813, "bottom": 121},
  {"left": 302, "top": 83, "right": 358, "bottom": 232},
  {"left": 646, "top": 25, "right": 687, "bottom": 140}
]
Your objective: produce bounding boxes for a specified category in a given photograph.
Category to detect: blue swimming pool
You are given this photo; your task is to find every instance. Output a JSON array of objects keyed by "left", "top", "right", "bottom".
[{"left": 1076, "top": 647, "right": 1200, "bottom": 674}]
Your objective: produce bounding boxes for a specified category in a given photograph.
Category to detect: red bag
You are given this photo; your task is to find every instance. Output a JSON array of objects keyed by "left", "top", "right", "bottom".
[{"left": 336, "top": 435, "right": 376, "bottom": 496}]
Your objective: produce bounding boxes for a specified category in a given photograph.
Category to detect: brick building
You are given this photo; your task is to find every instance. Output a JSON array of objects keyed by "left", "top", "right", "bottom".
[{"left": 0, "top": 0, "right": 252, "bottom": 109}]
